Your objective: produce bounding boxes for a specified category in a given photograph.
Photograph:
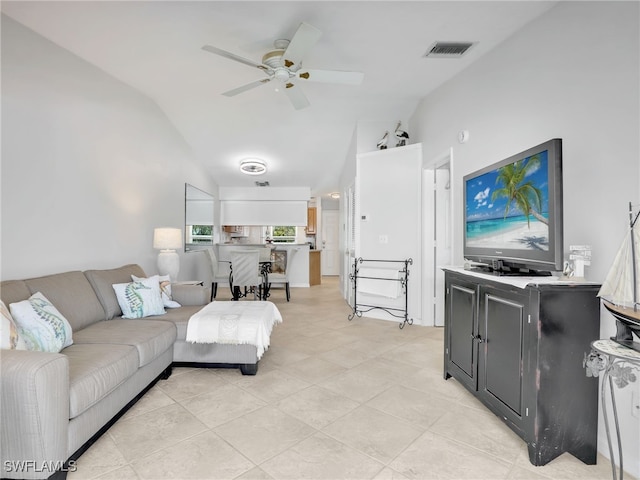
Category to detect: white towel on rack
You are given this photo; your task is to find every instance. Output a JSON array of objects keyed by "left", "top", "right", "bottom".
[{"left": 357, "top": 267, "right": 401, "bottom": 298}]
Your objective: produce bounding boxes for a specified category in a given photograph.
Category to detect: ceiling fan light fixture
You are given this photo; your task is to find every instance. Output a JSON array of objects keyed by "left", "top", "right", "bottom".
[{"left": 240, "top": 158, "right": 267, "bottom": 175}]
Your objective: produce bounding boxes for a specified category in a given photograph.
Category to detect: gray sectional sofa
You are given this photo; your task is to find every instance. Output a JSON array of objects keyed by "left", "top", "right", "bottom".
[{"left": 0, "top": 264, "right": 262, "bottom": 480}]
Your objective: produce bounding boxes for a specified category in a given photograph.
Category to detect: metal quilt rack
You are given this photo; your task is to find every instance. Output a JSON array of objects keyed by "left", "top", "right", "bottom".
[{"left": 348, "top": 257, "right": 413, "bottom": 329}]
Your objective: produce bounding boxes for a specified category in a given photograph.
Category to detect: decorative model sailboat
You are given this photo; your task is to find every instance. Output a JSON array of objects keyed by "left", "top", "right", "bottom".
[{"left": 598, "top": 202, "right": 640, "bottom": 352}]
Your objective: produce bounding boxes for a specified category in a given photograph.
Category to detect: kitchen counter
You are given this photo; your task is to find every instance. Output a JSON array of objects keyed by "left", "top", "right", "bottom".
[
  {"left": 218, "top": 243, "right": 310, "bottom": 246},
  {"left": 216, "top": 243, "right": 310, "bottom": 288}
]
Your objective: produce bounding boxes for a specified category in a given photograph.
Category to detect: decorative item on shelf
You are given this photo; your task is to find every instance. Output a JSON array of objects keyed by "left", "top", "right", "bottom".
[
  {"left": 561, "top": 260, "right": 574, "bottom": 279},
  {"left": 153, "top": 227, "right": 182, "bottom": 281},
  {"left": 376, "top": 131, "right": 388, "bottom": 150},
  {"left": 568, "top": 244, "right": 592, "bottom": 280},
  {"left": 394, "top": 121, "right": 409, "bottom": 146},
  {"left": 599, "top": 201, "right": 640, "bottom": 352}
]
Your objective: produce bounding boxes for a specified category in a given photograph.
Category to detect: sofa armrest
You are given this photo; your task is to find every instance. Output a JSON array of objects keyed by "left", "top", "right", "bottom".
[
  {"left": 1, "top": 349, "right": 69, "bottom": 479},
  {"left": 172, "top": 284, "right": 210, "bottom": 306}
]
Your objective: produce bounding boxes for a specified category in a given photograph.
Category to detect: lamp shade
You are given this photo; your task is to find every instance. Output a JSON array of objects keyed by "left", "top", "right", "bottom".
[{"left": 153, "top": 228, "right": 182, "bottom": 250}]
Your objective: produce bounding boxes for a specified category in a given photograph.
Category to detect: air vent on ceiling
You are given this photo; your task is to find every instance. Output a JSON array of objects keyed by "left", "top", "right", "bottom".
[
  {"left": 255, "top": 181, "right": 270, "bottom": 187},
  {"left": 424, "top": 42, "right": 475, "bottom": 58}
]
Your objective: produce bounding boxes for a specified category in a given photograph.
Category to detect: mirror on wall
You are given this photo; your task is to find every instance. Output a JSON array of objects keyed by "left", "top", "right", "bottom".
[{"left": 185, "top": 183, "right": 214, "bottom": 251}]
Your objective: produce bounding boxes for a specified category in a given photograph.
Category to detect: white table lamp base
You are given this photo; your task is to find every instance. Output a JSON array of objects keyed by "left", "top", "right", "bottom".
[{"left": 157, "top": 249, "right": 179, "bottom": 281}]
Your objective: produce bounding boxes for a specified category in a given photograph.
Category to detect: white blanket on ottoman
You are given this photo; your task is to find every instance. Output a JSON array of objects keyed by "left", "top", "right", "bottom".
[{"left": 186, "top": 301, "right": 283, "bottom": 359}]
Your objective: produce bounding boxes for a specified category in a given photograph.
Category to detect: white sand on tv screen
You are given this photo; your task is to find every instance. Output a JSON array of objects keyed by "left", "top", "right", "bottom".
[{"left": 467, "top": 219, "right": 549, "bottom": 251}]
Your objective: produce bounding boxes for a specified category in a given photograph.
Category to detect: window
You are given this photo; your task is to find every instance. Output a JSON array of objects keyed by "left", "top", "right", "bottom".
[
  {"left": 187, "top": 225, "right": 213, "bottom": 244},
  {"left": 268, "top": 226, "right": 296, "bottom": 243}
]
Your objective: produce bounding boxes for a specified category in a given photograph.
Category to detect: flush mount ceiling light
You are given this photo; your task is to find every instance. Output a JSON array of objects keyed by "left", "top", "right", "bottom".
[
  {"left": 329, "top": 192, "right": 340, "bottom": 199},
  {"left": 240, "top": 158, "right": 267, "bottom": 175}
]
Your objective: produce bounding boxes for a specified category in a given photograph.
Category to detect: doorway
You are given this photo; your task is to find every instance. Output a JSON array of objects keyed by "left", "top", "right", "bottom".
[{"left": 422, "top": 149, "right": 454, "bottom": 327}]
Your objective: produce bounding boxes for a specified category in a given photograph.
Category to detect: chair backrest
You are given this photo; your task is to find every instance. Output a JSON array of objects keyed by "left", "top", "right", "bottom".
[
  {"left": 231, "top": 250, "right": 262, "bottom": 288},
  {"left": 205, "top": 248, "right": 219, "bottom": 278},
  {"left": 258, "top": 247, "right": 272, "bottom": 263},
  {"left": 284, "top": 248, "right": 299, "bottom": 280}
]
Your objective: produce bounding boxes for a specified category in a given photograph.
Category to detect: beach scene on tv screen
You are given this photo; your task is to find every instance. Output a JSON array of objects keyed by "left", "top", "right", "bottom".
[{"left": 466, "top": 150, "right": 550, "bottom": 251}]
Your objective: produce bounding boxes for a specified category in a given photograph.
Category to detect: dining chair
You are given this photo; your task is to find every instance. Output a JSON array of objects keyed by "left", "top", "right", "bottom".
[
  {"left": 267, "top": 248, "right": 298, "bottom": 301},
  {"left": 230, "top": 250, "right": 265, "bottom": 300},
  {"left": 204, "top": 248, "right": 230, "bottom": 301},
  {"left": 258, "top": 247, "right": 272, "bottom": 263}
]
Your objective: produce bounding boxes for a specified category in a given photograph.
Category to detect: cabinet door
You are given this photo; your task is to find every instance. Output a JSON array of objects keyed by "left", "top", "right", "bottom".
[
  {"left": 445, "top": 276, "right": 479, "bottom": 390},
  {"left": 306, "top": 207, "right": 317, "bottom": 234},
  {"left": 478, "top": 287, "right": 529, "bottom": 433}
]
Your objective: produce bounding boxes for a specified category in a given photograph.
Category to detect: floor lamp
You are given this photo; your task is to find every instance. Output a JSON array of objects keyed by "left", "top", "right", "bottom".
[{"left": 153, "top": 227, "right": 182, "bottom": 281}]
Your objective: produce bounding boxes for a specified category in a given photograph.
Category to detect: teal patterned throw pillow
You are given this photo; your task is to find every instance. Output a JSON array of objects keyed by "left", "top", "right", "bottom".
[
  {"left": 112, "top": 276, "right": 166, "bottom": 319},
  {"left": 9, "top": 292, "right": 73, "bottom": 352}
]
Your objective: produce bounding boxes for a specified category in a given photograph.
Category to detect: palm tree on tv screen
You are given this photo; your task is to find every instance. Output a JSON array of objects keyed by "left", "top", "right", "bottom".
[{"left": 491, "top": 154, "right": 547, "bottom": 227}]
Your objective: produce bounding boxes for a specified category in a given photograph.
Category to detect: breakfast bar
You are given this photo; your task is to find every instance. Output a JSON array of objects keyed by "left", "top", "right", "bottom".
[{"left": 216, "top": 243, "right": 310, "bottom": 289}]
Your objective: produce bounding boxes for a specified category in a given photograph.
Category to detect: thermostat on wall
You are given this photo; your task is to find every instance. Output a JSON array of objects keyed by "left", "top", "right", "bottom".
[{"left": 361, "top": 214, "right": 369, "bottom": 222}]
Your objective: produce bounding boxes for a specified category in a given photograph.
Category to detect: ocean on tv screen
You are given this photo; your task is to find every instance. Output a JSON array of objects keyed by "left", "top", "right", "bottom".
[{"left": 466, "top": 151, "right": 550, "bottom": 252}]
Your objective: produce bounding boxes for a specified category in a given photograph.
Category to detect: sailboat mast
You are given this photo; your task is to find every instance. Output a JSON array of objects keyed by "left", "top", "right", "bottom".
[{"left": 629, "top": 201, "right": 640, "bottom": 312}]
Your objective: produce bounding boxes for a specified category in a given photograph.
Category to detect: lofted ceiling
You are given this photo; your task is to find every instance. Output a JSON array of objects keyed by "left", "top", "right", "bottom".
[{"left": 1, "top": 1, "right": 556, "bottom": 197}]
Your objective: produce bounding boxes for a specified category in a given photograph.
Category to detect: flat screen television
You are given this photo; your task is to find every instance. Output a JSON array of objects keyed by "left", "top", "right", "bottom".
[{"left": 463, "top": 138, "right": 563, "bottom": 275}]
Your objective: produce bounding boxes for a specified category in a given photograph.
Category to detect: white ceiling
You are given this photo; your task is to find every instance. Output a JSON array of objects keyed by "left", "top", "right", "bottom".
[{"left": 1, "top": 1, "right": 556, "bottom": 197}]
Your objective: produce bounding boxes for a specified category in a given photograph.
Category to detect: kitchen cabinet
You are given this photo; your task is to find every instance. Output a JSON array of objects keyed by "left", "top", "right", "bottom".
[
  {"left": 443, "top": 269, "right": 601, "bottom": 467},
  {"left": 222, "top": 225, "right": 247, "bottom": 235},
  {"left": 306, "top": 207, "right": 317, "bottom": 235},
  {"left": 309, "top": 250, "right": 321, "bottom": 285}
]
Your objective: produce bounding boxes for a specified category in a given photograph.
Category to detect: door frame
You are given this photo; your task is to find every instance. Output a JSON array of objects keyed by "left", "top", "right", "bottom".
[{"left": 422, "top": 148, "right": 455, "bottom": 326}]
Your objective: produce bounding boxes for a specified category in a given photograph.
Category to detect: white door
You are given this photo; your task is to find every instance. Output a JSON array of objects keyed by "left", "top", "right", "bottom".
[
  {"left": 422, "top": 149, "right": 454, "bottom": 327},
  {"left": 433, "top": 167, "right": 452, "bottom": 326},
  {"left": 321, "top": 210, "right": 340, "bottom": 275}
]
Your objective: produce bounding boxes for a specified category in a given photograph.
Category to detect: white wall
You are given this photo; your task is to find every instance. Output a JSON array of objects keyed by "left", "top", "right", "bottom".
[
  {"left": 356, "top": 144, "right": 422, "bottom": 324},
  {"left": 410, "top": 2, "right": 639, "bottom": 475},
  {"left": 1, "top": 15, "right": 217, "bottom": 281}
]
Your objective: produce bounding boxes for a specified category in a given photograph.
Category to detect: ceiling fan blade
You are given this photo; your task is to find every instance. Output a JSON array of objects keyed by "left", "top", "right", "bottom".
[
  {"left": 202, "top": 45, "right": 268, "bottom": 71},
  {"left": 283, "top": 84, "right": 310, "bottom": 110},
  {"left": 282, "top": 22, "right": 322, "bottom": 68},
  {"left": 297, "top": 69, "right": 364, "bottom": 85},
  {"left": 222, "top": 78, "right": 272, "bottom": 97}
]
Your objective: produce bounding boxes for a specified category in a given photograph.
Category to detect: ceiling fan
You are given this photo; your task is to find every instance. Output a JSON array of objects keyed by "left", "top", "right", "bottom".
[{"left": 202, "top": 22, "right": 364, "bottom": 110}]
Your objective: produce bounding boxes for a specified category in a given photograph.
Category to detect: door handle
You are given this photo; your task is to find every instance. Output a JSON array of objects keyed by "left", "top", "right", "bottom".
[{"left": 471, "top": 334, "right": 483, "bottom": 343}]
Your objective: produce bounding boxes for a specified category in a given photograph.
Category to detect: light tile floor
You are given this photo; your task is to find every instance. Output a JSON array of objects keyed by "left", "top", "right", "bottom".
[{"left": 69, "top": 277, "right": 623, "bottom": 480}]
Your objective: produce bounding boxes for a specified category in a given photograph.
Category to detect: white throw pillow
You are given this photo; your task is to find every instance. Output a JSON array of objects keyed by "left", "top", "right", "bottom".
[
  {"left": 113, "top": 277, "right": 166, "bottom": 319},
  {"left": 1, "top": 300, "right": 27, "bottom": 350},
  {"left": 131, "top": 274, "right": 181, "bottom": 309},
  {"left": 9, "top": 292, "right": 73, "bottom": 353}
]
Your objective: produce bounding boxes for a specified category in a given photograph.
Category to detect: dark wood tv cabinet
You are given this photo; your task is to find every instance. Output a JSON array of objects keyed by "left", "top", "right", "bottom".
[{"left": 443, "top": 268, "right": 601, "bottom": 466}]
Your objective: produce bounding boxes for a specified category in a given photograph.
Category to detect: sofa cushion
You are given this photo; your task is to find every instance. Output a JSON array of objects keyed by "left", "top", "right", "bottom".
[
  {"left": 64, "top": 343, "right": 139, "bottom": 419},
  {"left": 0, "top": 279, "right": 32, "bottom": 306},
  {"left": 85, "top": 265, "right": 146, "bottom": 319},
  {"left": 9, "top": 292, "right": 74, "bottom": 352},
  {"left": 149, "top": 305, "right": 205, "bottom": 342},
  {"left": 23, "top": 271, "right": 105, "bottom": 331},
  {"left": 72, "top": 319, "right": 176, "bottom": 367}
]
